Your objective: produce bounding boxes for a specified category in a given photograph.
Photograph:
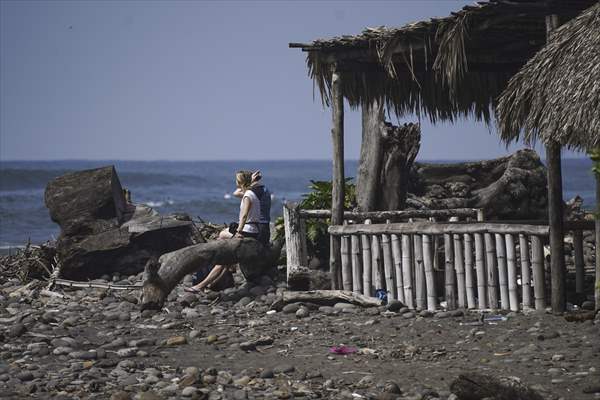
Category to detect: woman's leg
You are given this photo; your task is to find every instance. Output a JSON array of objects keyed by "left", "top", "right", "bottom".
[{"left": 188, "top": 228, "right": 233, "bottom": 291}]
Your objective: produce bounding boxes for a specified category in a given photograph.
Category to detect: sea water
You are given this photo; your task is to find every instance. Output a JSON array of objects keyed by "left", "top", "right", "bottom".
[{"left": 0, "top": 159, "right": 595, "bottom": 249}]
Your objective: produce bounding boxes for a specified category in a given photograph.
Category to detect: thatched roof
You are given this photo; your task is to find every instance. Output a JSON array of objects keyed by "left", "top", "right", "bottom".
[
  {"left": 496, "top": 2, "right": 600, "bottom": 151},
  {"left": 290, "top": 0, "right": 596, "bottom": 123}
]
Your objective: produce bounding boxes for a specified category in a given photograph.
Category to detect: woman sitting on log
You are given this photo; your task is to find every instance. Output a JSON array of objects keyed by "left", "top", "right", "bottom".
[{"left": 184, "top": 170, "right": 266, "bottom": 293}]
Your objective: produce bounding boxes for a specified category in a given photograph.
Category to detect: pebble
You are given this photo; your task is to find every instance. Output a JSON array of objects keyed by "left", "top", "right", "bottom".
[
  {"left": 436, "top": 311, "right": 451, "bottom": 318},
  {"left": 166, "top": 336, "right": 187, "bottom": 346},
  {"left": 273, "top": 364, "right": 295, "bottom": 374},
  {"left": 181, "top": 386, "right": 197, "bottom": 397},
  {"left": 333, "top": 302, "right": 356, "bottom": 310},
  {"left": 117, "top": 348, "right": 138, "bottom": 358},
  {"left": 386, "top": 300, "right": 405, "bottom": 312},
  {"left": 260, "top": 369, "right": 274, "bottom": 379},
  {"left": 296, "top": 307, "right": 310, "bottom": 318},
  {"left": 8, "top": 323, "right": 26, "bottom": 338},
  {"left": 282, "top": 303, "right": 301, "bottom": 314}
]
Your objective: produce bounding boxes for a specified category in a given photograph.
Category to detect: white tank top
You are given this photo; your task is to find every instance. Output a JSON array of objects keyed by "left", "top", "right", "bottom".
[{"left": 240, "top": 190, "right": 260, "bottom": 233}]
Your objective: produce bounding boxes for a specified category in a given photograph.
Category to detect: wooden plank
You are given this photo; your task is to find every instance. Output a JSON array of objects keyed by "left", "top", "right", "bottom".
[
  {"left": 444, "top": 233, "right": 457, "bottom": 310},
  {"left": 573, "top": 230, "right": 584, "bottom": 294},
  {"left": 402, "top": 234, "right": 414, "bottom": 309},
  {"left": 382, "top": 233, "right": 396, "bottom": 300},
  {"left": 454, "top": 233, "right": 466, "bottom": 308},
  {"left": 330, "top": 68, "right": 344, "bottom": 290},
  {"left": 329, "top": 222, "right": 550, "bottom": 236},
  {"left": 505, "top": 233, "right": 519, "bottom": 312},
  {"left": 299, "top": 208, "right": 479, "bottom": 221},
  {"left": 423, "top": 234, "right": 436, "bottom": 311},
  {"left": 414, "top": 234, "right": 426, "bottom": 310},
  {"left": 464, "top": 234, "right": 476, "bottom": 309},
  {"left": 361, "top": 219, "right": 373, "bottom": 296},
  {"left": 474, "top": 233, "right": 487, "bottom": 309},
  {"left": 341, "top": 234, "right": 352, "bottom": 291},
  {"left": 351, "top": 234, "right": 362, "bottom": 294},
  {"left": 484, "top": 233, "right": 498, "bottom": 309},
  {"left": 392, "top": 234, "right": 405, "bottom": 303},
  {"left": 495, "top": 233, "right": 509, "bottom": 310},
  {"left": 531, "top": 235, "right": 546, "bottom": 310},
  {"left": 519, "top": 234, "right": 532, "bottom": 309},
  {"left": 283, "top": 202, "right": 308, "bottom": 288}
]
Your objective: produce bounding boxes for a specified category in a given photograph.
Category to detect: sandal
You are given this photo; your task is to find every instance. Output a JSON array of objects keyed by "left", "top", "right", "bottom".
[{"left": 183, "top": 286, "right": 202, "bottom": 294}]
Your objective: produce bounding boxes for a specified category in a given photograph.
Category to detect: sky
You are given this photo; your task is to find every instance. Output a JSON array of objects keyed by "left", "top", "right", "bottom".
[{"left": 0, "top": 0, "right": 586, "bottom": 161}]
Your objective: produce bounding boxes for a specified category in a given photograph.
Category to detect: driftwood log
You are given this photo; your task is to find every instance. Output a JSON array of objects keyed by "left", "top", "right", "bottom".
[
  {"left": 450, "top": 373, "right": 544, "bottom": 400},
  {"left": 141, "top": 238, "right": 281, "bottom": 310},
  {"left": 270, "top": 289, "right": 383, "bottom": 311}
]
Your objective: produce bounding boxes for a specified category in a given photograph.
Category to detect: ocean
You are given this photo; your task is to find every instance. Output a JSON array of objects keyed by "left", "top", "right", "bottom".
[{"left": 0, "top": 159, "right": 596, "bottom": 249}]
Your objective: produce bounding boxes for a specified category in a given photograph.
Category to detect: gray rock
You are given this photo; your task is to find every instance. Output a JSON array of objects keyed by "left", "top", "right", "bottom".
[
  {"left": 386, "top": 300, "right": 405, "bottom": 312},
  {"left": 273, "top": 364, "right": 295, "bottom": 374},
  {"left": 581, "top": 301, "right": 595, "bottom": 311},
  {"left": 8, "top": 323, "right": 26, "bottom": 338},
  {"left": 282, "top": 303, "right": 301, "bottom": 314},
  {"left": 260, "top": 369, "right": 274, "bottom": 379},
  {"left": 419, "top": 310, "right": 434, "bottom": 318},
  {"left": 296, "top": 307, "right": 310, "bottom": 319},
  {"left": 334, "top": 302, "right": 356, "bottom": 309},
  {"left": 16, "top": 371, "right": 34, "bottom": 382},
  {"left": 239, "top": 341, "right": 256, "bottom": 351},
  {"left": 436, "top": 311, "right": 451, "bottom": 319},
  {"left": 181, "top": 386, "right": 197, "bottom": 397},
  {"left": 402, "top": 312, "right": 415, "bottom": 319}
]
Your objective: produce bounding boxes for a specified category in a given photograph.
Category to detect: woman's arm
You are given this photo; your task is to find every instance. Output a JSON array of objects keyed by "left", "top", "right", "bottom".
[{"left": 236, "top": 196, "right": 251, "bottom": 236}]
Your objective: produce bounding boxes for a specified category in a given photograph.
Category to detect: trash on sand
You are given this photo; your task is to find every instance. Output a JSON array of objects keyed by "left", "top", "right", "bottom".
[
  {"left": 374, "top": 289, "right": 387, "bottom": 303},
  {"left": 329, "top": 345, "right": 358, "bottom": 355},
  {"left": 484, "top": 315, "right": 507, "bottom": 322}
]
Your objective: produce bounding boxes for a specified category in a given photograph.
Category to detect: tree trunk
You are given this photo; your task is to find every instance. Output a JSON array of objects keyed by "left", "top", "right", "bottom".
[
  {"left": 356, "top": 101, "right": 421, "bottom": 212},
  {"left": 140, "top": 238, "right": 281, "bottom": 310},
  {"left": 356, "top": 99, "right": 385, "bottom": 211}
]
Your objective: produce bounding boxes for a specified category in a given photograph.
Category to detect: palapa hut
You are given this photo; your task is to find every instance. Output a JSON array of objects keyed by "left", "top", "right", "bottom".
[
  {"left": 496, "top": 2, "right": 600, "bottom": 310},
  {"left": 290, "top": 0, "right": 596, "bottom": 307}
]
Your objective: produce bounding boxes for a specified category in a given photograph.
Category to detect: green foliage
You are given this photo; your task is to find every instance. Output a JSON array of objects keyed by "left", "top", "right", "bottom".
[{"left": 274, "top": 179, "right": 357, "bottom": 263}]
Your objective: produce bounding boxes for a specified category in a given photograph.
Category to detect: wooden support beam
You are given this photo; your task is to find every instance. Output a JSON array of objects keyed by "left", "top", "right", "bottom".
[
  {"left": 423, "top": 234, "right": 437, "bottom": 311},
  {"left": 596, "top": 173, "right": 600, "bottom": 311},
  {"left": 531, "top": 235, "right": 546, "bottom": 310},
  {"left": 361, "top": 219, "right": 373, "bottom": 296},
  {"left": 329, "top": 222, "right": 551, "bottom": 236},
  {"left": 351, "top": 234, "right": 362, "bottom": 294},
  {"left": 330, "top": 68, "right": 345, "bottom": 290},
  {"left": 283, "top": 202, "right": 309, "bottom": 289},
  {"left": 474, "top": 233, "right": 487, "bottom": 309},
  {"left": 444, "top": 233, "right": 457, "bottom": 310},
  {"left": 464, "top": 234, "right": 476, "bottom": 309},
  {"left": 519, "top": 234, "right": 532, "bottom": 309},
  {"left": 573, "top": 230, "right": 584, "bottom": 294},
  {"left": 485, "top": 233, "right": 499, "bottom": 309},
  {"left": 414, "top": 234, "right": 426, "bottom": 310},
  {"left": 402, "top": 234, "right": 414, "bottom": 308},
  {"left": 495, "top": 233, "right": 509, "bottom": 310},
  {"left": 392, "top": 233, "right": 405, "bottom": 303},
  {"left": 382, "top": 233, "right": 396, "bottom": 300},
  {"left": 505, "top": 234, "right": 519, "bottom": 312}
]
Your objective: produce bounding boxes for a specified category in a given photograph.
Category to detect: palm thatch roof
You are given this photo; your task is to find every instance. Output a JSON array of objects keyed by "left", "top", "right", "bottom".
[
  {"left": 290, "top": 0, "right": 596, "bottom": 123},
  {"left": 496, "top": 2, "right": 600, "bottom": 151}
]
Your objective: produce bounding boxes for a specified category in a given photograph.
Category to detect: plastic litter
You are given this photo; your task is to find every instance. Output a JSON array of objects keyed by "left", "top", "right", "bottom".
[
  {"left": 374, "top": 289, "right": 388, "bottom": 303},
  {"left": 329, "top": 345, "right": 358, "bottom": 355},
  {"left": 484, "top": 315, "right": 508, "bottom": 322}
]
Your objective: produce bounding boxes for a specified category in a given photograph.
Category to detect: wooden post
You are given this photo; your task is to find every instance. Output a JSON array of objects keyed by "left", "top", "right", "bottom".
[
  {"left": 474, "top": 233, "right": 487, "bottom": 309},
  {"left": 484, "top": 233, "right": 498, "bottom": 309},
  {"left": 573, "top": 230, "right": 584, "bottom": 294},
  {"left": 495, "top": 233, "right": 509, "bottom": 310},
  {"left": 545, "top": 14, "right": 566, "bottom": 313},
  {"left": 361, "top": 219, "right": 372, "bottom": 296},
  {"left": 423, "top": 234, "right": 436, "bottom": 311},
  {"left": 454, "top": 233, "right": 466, "bottom": 308},
  {"left": 382, "top": 232, "right": 396, "bottom": 300},
  {"left": 351, "top": 234, "right": 362, "bottom": 294},
  {"left": 519, "top": 234, "right": 532, "bottom": 309},
  {"left": 414, "top": 234, "right": 426, "bottom": 310},
  {"left": 444, "top": 233, "right": 456, "bottom": 309},
  {"left": 531, "top": 235, "right": 546, "bottom": 310},
  {"left": 330, "top": 68, "right": 345, "bottom": 290},
  {"left": 464, "top": 234, "right": 476, "bottom": 309},
  {"left": 341, "top": 234, "right": 351, "bottom": 291},
  {"left": 371, "top": 234, "right": 383, "bottom": 290},
  {"left": 402, "top": 234, "right": 414, "bottom": 308},
  {"left": 391, "top": 234, "right": 404, "bottom": 303},
  {"left": 283, "top": 202, "right": 308, "bottom": 288},
  {"left": 505, "top": 234, "right": 519, "bottom": 312}
]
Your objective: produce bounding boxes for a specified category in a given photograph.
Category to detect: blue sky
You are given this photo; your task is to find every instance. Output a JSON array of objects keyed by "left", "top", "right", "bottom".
[{"left": 0, "top": 0, "right": 585, "bottom": 161}]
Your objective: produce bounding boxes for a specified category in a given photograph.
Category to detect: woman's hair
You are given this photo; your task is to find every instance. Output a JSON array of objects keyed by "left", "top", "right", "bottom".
[{"left": 235, "top": 170, "right": 253, "bottom": 191}]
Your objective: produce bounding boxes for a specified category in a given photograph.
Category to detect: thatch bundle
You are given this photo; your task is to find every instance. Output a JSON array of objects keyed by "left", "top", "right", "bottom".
[
  {"left": 496, "top": 3, "right": 600, "bottom": 151},
  {"left": 293, "top": 0, "right": 596, "bottom": 123}
]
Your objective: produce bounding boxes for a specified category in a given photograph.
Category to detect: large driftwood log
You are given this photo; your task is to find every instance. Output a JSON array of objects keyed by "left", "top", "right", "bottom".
[
  {"left": 450, "top": 373, "right": 544, "bottom": 400},
  {"left": 270, "top": 289, "right": 383, "bottom": 310},
  {"left": 141, "top": 238, "right": 281, "bottom": 310}
]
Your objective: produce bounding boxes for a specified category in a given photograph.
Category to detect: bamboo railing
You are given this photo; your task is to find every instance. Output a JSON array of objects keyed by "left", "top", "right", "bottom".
[{"left": 327, "top": 219, "right": 595, "bottom": 311}]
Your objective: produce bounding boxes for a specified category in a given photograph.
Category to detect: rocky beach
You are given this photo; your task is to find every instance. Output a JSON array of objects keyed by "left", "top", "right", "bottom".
[{"left": 1, "top": 267, "right": 599, "bottom": 400}]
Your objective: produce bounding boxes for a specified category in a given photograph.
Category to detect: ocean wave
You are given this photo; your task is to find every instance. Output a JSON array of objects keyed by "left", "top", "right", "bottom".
[{"left": 0, "top": 168, "right": 71, "bottom": 191}]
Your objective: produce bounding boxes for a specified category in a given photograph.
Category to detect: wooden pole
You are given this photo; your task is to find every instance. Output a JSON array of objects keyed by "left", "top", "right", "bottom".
[
  {"left": 341, "top": 233, "right": 352, "bottom": 291},
  {"left": 414, "top": 234, "right": 426, "bottom": 310},
  {"left": 495, "top": 233, "right": 509, "bottom": 310},
  {"left": 519, "top": 234, "right": 532, "bottom": 309},
  {"left": 283, "top": 202, "right": 308, "bottom": 288},
  {"left": 402, "top": 234, "right": 414, "bottom": 308},
  {"left": 391, "top": 233, "right": 405, "bottom": 303},
  {"left": 474, "top": 233, "right": 487, "bottom": 309},
  {"left": 361, "top": 219, "right": 372, "bottom": 296},
  {"left": 454, "top": 233, "right": 466, "bottom": 308},
  {"left": 382, "top": 233, "right": 396, "bottom": 300},
  {"left": 444, "top": 233, "right": 456, "bottom": 309},
  {"left": 573, "top": 229, "right": 584, "bottom": 294},
  {"left": 464, "top": 234, "right": 476, "bottom": 309},
  {"left": 351, "top": 234, "right": 363, "bottom": 293},
  {"left": 330, "top": 68, "right": 345, "bottom": 290},
  {"left": 545, "top": 14, "right": 566, "bottom": 313},
  {"left": 505, "top": 234, "right": 519, "bottom": 312},
  {"left": 484, "top": 233, "right": 498, "bottom": 309},
  {"left": 423, "top": 234, "right": 436, "bottom": 311},
  {"left": 371, "top": 234, "right": 383, "bottom": 290},
  {"left": 531, "top": 235, "right": 546, "bottom": 310}
]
